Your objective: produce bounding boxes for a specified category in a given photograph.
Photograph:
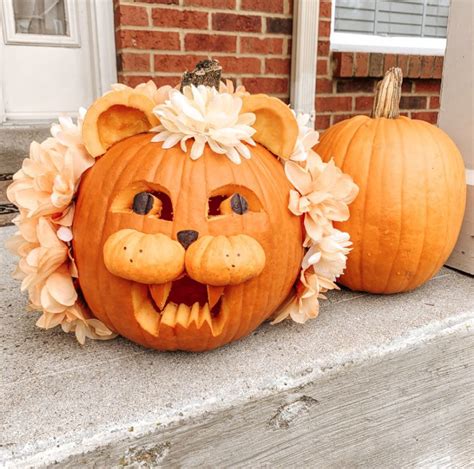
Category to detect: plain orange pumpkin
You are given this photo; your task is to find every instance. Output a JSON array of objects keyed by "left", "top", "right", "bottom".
[
  {"left": 314, "top": 67, "right": 466, "bottom": 294},
  {"left": 73, "top": 134, "right": 304, "bottom": 351}
]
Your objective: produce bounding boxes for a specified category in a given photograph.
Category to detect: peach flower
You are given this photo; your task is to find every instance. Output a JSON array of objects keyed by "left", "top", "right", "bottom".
[
  {"left": 7, "top": 109, "right": 115, "bottom": 344},
  {"left": 111, "top": 80, "right": 173, "bottom": 105},
  {"left": 286, "top": 150, "right": 358, "bottom": 244}
]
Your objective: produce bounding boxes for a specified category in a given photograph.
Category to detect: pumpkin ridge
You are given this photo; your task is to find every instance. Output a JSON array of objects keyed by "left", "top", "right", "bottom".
[
  {"left": 339, "top": 117, "right": 370, "bottom": 172},
  {"left": 247, "top": 149, "right": 288, "bottom": 324},
  {"left": 397, "top": 118, "right": 429, "bottom": 291},
  {"left": 233, "top": 153, "right": 273, "bottom": 341},
  {"left": 102, "top": 137, "right": 159, "bottom": 347},
  {"left": 78, "top": 136, "right": 150, "bottom": 330},
  {"left": 329, "top": 117, "right": 367, "bottom": 171},
  {"left": 420, "top": 121, "right": 453, "bottom": 282},
  {"left": 381, "top": 118, "right": 408, "bottom": 292},
  {"left": 359, "top": 118, "right": 381, "bottom": 291}
]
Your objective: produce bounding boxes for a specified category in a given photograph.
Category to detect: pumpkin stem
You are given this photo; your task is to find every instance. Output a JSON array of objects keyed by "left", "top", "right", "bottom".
[
  {"left": 372, "top": 67, "right": 403, "bottom": 119},
  {"left": 180, "top": 59, "right": 222, "bottom": 91}
]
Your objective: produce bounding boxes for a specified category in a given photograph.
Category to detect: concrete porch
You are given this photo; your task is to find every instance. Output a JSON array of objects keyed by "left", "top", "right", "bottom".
[{"left": 1, "top": 224, "right": 473, "bottom": 468}]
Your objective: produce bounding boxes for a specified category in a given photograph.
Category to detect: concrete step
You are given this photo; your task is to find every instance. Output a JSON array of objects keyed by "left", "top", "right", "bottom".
[
  {"left": 0, "top": 125, "right": 51, "bottom": 226},
  {"left": 1, "top": 224, "right": 473, "bottom": 468}
]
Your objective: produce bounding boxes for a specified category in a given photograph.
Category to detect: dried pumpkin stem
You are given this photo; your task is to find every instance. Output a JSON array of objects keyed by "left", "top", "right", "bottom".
[
  {"left": 372, "top": 67, "right": 403, "bottom": 119},
  {"left": 180, "top": 59, "right": 222, "bottom": 90}
]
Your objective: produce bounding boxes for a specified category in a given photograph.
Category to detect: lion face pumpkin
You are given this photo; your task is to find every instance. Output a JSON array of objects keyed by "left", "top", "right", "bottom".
[{"left": 73, "top": 134, "right": 303, "bottom": 351}]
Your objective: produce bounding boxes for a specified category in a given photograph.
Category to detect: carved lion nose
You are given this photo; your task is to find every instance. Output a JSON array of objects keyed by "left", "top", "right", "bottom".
[{"left": 177, "top": 230, "right": 199, "bottom": 249}]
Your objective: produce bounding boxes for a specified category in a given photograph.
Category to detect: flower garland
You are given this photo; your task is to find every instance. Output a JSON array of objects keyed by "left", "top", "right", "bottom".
[{"left": 7, "top": 79, "right": 358, "bottom": 343}]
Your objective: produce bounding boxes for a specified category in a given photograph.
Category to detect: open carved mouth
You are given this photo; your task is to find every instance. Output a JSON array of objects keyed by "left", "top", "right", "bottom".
[{"left": 132, "top": 276, "right": 228, "bottom": 337}]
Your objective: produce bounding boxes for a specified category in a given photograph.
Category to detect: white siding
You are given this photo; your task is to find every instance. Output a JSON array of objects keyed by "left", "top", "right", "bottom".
[{"left": 334, "top": 0, "right": 450, "bottom": 38}]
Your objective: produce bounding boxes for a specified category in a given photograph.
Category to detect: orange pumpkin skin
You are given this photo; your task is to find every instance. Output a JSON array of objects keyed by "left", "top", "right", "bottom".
[
  {"left": 315, "top": 115, "right": 466, "bottom": 294},
  {"left": 73, "top": 133, "right": 304, "bottom": 351}
]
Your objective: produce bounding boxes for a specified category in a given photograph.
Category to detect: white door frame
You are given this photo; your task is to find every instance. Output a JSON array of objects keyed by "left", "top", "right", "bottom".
[
  {"left": 0, "top": 0, "right": 117, "bottom": 123},
  {"left": 290, "top": 0, "right": 319, "bottom": 125}
]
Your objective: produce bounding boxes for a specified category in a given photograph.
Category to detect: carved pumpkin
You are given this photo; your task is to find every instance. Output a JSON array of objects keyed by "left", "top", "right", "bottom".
[
  {"left": 73, "top": 89, "right": 304, "bottom": 351},
  {"left": 314, "top": 68, "right": 466, "bottom": 294}
]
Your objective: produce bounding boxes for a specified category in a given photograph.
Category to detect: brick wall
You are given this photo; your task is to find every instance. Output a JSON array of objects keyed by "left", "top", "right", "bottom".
[
  {"left": 114, "top": 0, "right": 293, "bottom": 101},
  {"left": 316, "top": 0, "right": 443, "bottom": 131},
  {"left": 114, "top": 0, "right": 444, "bottom": 132}
]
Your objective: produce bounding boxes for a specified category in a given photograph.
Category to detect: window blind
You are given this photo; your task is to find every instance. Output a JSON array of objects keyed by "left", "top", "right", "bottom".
[{"left": 334, "top": 0, "right": 450, "bottom": 38}]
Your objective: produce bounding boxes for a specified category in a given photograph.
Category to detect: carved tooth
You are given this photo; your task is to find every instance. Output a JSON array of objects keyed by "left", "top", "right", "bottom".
[
  {"left": 207, "top": 285, "right": 225, "bottom": 310},
  {"left": 149, "top": 282, "right": 172, "bottom": 310},
  {"left": 161, "top": 302, "right": 178, "bottom": 327},
  {"left": 176, "top": 303, "right": 190, "bottom": 327},
  {"left": 199, "top": 303, "right": 212, "bottom": 329},
  {"left": 188, "top": 302, "right": 200, "bottom": 326}
]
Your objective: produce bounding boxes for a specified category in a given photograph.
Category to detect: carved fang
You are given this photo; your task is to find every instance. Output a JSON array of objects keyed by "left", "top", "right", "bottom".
[
  {"left": 149, "top": 282, "right": 172, "bottom": 310},
  {"left": 207, "top": 285, "right": 225, "bottom": 309}
]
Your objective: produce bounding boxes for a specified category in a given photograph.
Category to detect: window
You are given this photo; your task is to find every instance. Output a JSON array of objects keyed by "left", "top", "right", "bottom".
[{"left": 331, "top": 0, "right": 450, "bottom": 55}]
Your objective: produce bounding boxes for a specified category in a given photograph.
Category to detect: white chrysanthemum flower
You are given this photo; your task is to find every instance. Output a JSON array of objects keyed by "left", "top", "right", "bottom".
[
  {"left": 289, "top": 113, "right": 320, "bottom": 162},
  {"left": 151, "top": 85, "right": 257, "bottom": 164}
]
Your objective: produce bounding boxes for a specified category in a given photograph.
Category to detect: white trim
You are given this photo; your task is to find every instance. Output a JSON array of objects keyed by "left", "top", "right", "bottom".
[
  {"left": 2, "top": 0, "right": 81, "bottom": 48},
  {"left": 87, "top": 0, "right": 117, "bottom": 96},
  {"left": 330, "top": 32, "right": 447, "bottom": 56},
  {"left": 466, "top": 169, "right": 474, "bottom": 187},
  {"left": 290, "top": 0, "right": 319, "bottom": 125},
  {"left": 4, "top": 111, "right": 78, "bottom": 122},
  {"left": 0, "top": 7, "right": 5, "bottom": 124}
]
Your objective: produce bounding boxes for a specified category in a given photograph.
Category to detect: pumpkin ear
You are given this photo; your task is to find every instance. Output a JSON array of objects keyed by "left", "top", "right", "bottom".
[
  {"left": 241, "top": 94, "right": 298, "bottom": 160},
  {"left": 82, "top": 89, "right": 159, "bottom": 157}
]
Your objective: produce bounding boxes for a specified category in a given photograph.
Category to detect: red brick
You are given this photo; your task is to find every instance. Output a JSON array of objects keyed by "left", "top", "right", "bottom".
[
  {"left": 412, "top": 111, "right": 438, "bottom": 124},
  {"left": 265, "top": 58, "right": 290, "bottom": 75},
  {"left": 132, "top": 0, "right": 178, "bottom": 3},
  {"left": 316, "top": 96, "right": 352, "bottom": 112},
  {"left": 407, "top": 55, "right": 422, "bottom": 78},
  {"left": 336, "top": 79, "right": 375, "bottom": 94},
  {"left": 368, "top": 53, "right": 384, "bottom": 77},
  {"left": 355, "top": 96, "right": 374, "bottom": 111},
  {"left": 119, "top": 52, "right": 150, "bottom": 72},
  {"left": 429, "top": 96, "right": 440, "bottom": 109},
  {"left": 317, "top": 58, "right": 328, "bottom": 76},
  {"left": 399, "top": 95, "right": 427, "bottom": 110},
  {"left": 333, "top": 52, "right": 354, "bottom": 77},
  {"left": 420, "top": 56, "right": 435, "bottom": 79},
  {"left": 319, "top": 2, "right": 332, "bottom": 18},
  {"left": 241, "top": 36, "right": 283, "bottom": 54},
  {"left": 318, "top": 40, "right": 330, "bottom": 57},
  {"left": 218, "top": 56, "right": 262, "bottom": 74},
  {"left": 119, "top": 30, "right": 180, "bottom": 50},
  {"left": 152, "top": 9, "right": 208, "bottom": 29},
  {"left": 185, "top": 33, "right": 236, "bottom": 52},
  {"left": 402, "top": 80, "right": 413, "bottom": 93},
  {"left": 286, "top": 38, "right": 292, "bottom": 55},
  {"left": 318, "top": 19, "right": 331, "bottom": 38},
  {"left": 213, "top": 13, "right": 261, "bottom": 32},
  {"left": 415, "top": 79, "right": 441, "bottom": 94},
  {"left": 154, "top": 54, "right": 207, "bottom": 72},
  {"left": 119, "top": 75, "right": 153, "bottom": 88},
  {"left": 433, "top": 56, "right": 444, "bottom": 79},
  {"left": 241, "top": 0, "right": 284, "bottom": 13},
  {"left": 241, "top": 77, "right": 288, "bottom": 94},
  {"left": 153, "top": 75, "right": 182, "bottom": 88},
  {"left": 354, "top": 52, "right": 369, "bottom": 77},
  {"left": 383, "top": 54, "right": 397, "bottom": 72},
  {"left": 333, "top": 113, "right": 360, "bottom": 124},
  {"left": 184, "top": 0, "right": 234, "bottom": 7},
  {"left": 315, "top": 114, "right": 331, "bottom": 131},
  {"left": 316, "top": 78, "right": 333, "bottom": 93},
  {"left": 115, "top": 5, "right": 148, "bottom": 26},
  {"left": 397, "top": 55, "right": 409, "bottom": 76},
  {"left": 266, "top": 17, "right": 292, "bottom": 35}
]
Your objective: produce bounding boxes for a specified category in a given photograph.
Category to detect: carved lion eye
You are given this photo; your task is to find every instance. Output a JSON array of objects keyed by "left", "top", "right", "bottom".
[
  {"left": 207, "top": 185, "right": 263, "bottom": 219},
  {"left": 132, "top": 191, "right": 173, "bottom": 220},
  {"left": 228, "top": 193, "right": 248, "bottom": 215}
]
